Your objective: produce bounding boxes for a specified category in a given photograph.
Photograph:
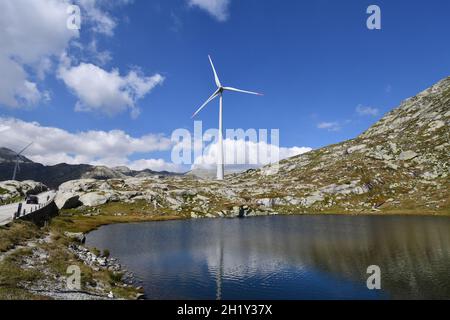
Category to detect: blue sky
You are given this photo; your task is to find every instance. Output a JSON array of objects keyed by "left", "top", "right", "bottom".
[{"left": 0, "top": 0, "right": 449, "bottom": 171}]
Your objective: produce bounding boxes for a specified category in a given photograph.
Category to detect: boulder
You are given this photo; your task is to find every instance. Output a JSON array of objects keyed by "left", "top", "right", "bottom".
[
  {"left": 0, "top": 180, "right": 48, "bottom": 202},
  {"left": 22, "top": 181, "right": 49, "bottom": 195},
  {"left": 427, "top": 120, "right": 445, "bottom": 132},
  {"left": 58, "top": 179, "right": 97, "bottom": 193},
  {"left": 79, "top": 192, "right": 109, "bottom": 207},
  {"left": 98, "top": 182, "right": 112, "bottom": 191},
  {"left": 166, "top": 196, "right": 183, "bottom": 207},
  {"left": 256, "top": 198, "right": 275, "bottom": 208},
  {"left": 389, "top": 142, "right": 398, "bottom": 154},
  {"left": 64, "top": 232, "right": 86, "bottom": 243},
  {"left": 190, "top": 212, "right": 199, "bottom": 219},
  {"left": 346, "top": 144, "right": 367, "bottom": 154},
  {"left": 301, "top": 193, "right": 324, "bottom": 207},
  {"left": 285, "top": 196, "right": 301, "bottom": 205},
  {"left": 118, "top": 191, "right": 142, "bottom": 201},
  {"left": 55, "top": 192, "right": 81, "bottom": 209},
  {"left": 421, "top": 172, "right": 440, "bottom": 180},
  {"left": 195, "top": 194, "right": 209, "bottom": 202},
  {"left": 136, "top": 293, "right": 146, "bottom": 300},
  {"left": 385, "top": 161, "right": 399, "bottom": 170},
  {"left": 238, "top": 205, "right": 252, "bottom": 218},
  {"left": 319, "top": 181, "right": 368, "bottom": 195},
  {"left": 398, "top": 151, "right": 418, "bottom": 161}
]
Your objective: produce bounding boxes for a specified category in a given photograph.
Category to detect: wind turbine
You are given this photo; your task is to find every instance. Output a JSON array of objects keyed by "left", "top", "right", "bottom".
[
  {"left": 192, "top": 55, "right": 263, "bottom": 180},
  {"left": 11, "top": 142, "right": 33, "bottom": 181}
]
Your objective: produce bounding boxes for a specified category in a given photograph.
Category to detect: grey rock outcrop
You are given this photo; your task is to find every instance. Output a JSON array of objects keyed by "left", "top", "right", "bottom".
[
  {"left": 0, "top": 180, "right": 48, "bottom": 203},
  {"left": 55, "top": 193, "right": 81, "bottom": 209},
  {"left": 398, "top": 151, "right": 418, "bottom": 161},
  {"left": 79, "top": 192, "right": 110, "bottom": 207}
]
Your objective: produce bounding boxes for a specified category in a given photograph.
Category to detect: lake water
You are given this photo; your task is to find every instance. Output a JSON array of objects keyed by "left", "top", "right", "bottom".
[{"left": 86, "top": 215, "right": 450, "bottom": 300}]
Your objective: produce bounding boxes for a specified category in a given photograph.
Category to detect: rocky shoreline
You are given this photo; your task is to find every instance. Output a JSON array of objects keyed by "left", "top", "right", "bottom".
[
  {"left": 68, "top": 243, "right": 144, "bottom": 299},
  {"left": 0, "top": 220, "right": 145, "bottom": 300}
]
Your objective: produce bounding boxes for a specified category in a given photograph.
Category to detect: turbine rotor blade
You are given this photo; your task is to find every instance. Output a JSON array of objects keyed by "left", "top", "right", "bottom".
[
  {"left": 208, "top": 55, "right": 222, "bottom": 88},
  {"left": 191, "top": 89, "right": 220, "bottom": 118},
  {"left": 17, "top": 142, "right": 33, "bottom": 156},
  {"left": 223, "top": 87, "right": 263, "bottom": 96}
]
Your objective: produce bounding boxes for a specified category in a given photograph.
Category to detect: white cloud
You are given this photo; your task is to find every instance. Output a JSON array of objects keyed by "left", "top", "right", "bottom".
[
  {"left": 87, "top": 39, "right": 112, "bottom": 65},
  {"left": 356, "top": 105, "right": 379, "bottom": 117},
  {"left": 188, "top": 0, "right": 230, "bottom": 22},
  {"left": 191, "top": 138, "right": 311, "bottom": 170},
  {"left": 58, "top": 62, "right": 164, "bottom": 117},
  {"left": 317, "top": 121, "right": 341, "bottom": 131},
  {"left": 0, "top": 117, "right": 183, "bottom": 172},
  {"left": 0, "top": 0, "right": 78, "bottom": 108},
  {"left": 76, "top": 0, "right": 123, "bottom": 36},
  {"left": 0, "top": 0, "right": 134, "bottom": 109}
]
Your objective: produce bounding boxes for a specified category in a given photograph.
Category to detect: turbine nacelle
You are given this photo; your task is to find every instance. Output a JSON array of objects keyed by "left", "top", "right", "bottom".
[
  {"left": 11, "top": 142, "right": 33, "bottom": 180},
  {"left": 191, "top": 56, "right": 263, "bottom": 119}
]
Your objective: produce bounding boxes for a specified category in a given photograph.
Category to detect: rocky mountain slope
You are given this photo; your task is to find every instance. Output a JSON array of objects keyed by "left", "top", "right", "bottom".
[
  {"left": 53, "top": 76, "right": 449, "bottom": 216},
  {"left": 0, "top": 150, "right": 180, "bottom": 189},
  {"left": 0, "top": 180, "right": 48, "bottom": 204},
  {"left": 232, "top": 76, "right": 449, "bottom": 214}
]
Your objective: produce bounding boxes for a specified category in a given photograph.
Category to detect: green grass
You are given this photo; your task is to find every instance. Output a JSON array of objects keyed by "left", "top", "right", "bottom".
[
  {"left": 0, "top": 222, "right": 143, "bottom": 300},
  {"left": 1, "top": 195, "right": 23, "bottom": 205},
  {"left": 0, "top": 187, "right": 8, "bottom": 195},
  {"left": 0, "top": 221, "right": 41, "bottom": 252},
  {"left": 0, "top": 249, "right": 46, "bottom": 300},
  {"left": 51, "top": 212, "right": 183, "bottom": 234}
]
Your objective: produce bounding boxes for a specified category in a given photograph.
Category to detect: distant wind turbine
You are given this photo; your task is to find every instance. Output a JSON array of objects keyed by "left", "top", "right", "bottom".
[
  {"left": 192, "top": 55, "right": 263, "bottom": 180},
  {"left": 11, "top": 142, "right": 33, "bottom": 181}
]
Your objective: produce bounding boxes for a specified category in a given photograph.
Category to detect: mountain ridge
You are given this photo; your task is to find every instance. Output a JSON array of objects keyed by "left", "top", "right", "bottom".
[
  {"left": 1, "top": 76, "right": 449, "bottom": 215},
  {"left": 47, "top": 76, "right": 449, "bottom": 216},
  {"left": 0, "top": 150, "right": 181, "bottom": 188}
]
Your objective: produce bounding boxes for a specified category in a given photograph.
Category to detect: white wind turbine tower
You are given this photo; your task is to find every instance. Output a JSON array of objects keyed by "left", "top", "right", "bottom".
[
  {"left": 11, "top": 142, "right": 33, "bottom": 181},
  {"left": 192, "top": 55, "right": 263, "bottom": 180}
]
